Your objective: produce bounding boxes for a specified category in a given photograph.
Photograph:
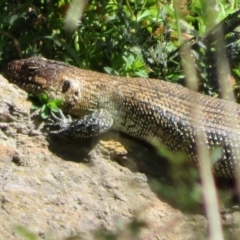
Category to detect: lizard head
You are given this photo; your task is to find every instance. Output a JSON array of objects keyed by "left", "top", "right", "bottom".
[
  {"left": 4, "top": 57, "right": 98, "bottom": 115},
  {"left": 4, "top": 57, "right": 76, "bottom": 95}
]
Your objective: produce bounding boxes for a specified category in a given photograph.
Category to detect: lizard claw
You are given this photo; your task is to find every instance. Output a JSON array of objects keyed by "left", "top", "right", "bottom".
[{"left": 44, "top": 109, "right": 113, "bottom": 138}]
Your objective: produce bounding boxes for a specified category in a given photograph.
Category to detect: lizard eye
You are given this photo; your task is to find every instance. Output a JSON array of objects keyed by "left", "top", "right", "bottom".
[{"left": 62, "top": 80, "right": 71, "bottom": 93}]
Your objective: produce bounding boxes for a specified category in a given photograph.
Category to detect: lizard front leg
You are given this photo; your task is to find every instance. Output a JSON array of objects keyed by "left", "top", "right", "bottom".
[{"left": 46, "top": 109, "right": 113, "bottom": 138}]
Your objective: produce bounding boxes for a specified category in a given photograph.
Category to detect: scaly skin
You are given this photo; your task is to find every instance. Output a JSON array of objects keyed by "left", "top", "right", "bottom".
[{"left": 4, "top": 57, "right": 240, "bottom": 177}]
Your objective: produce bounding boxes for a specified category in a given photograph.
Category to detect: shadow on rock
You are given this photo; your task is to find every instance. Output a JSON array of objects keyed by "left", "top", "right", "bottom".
[{"left": 45, "top": 130, "right": 238, "bottom": 215}]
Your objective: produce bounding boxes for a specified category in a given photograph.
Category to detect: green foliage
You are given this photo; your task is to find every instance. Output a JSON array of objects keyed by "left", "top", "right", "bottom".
[
  {"left": 30, "top": 93, "right": 63, "bottom": 119},
  {"left": 104, "top": 52, "right": 149, "bottom": 77},
  {"left": 233, "top": 65, "right": 240, "bottom": 79},
  {"left": 0, "top": 0, "right": 239, "bottom": 84}
]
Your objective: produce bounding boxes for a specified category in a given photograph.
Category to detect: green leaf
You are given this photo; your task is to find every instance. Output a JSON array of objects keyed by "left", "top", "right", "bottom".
[
  {"left": 104, "top": 66, "right": 119, "bottom": 75},
  {"left": 41, "top": 104, "right": 46, "bottom": 113},
  {"left": 135, "top": 70, "right": 148, "bottom": 78},
  {"left": 122, "top": 55, "right": 131, "bottom": 66},
  {"left": 137, "top": 10, "right": 151, "bottom": 21},
  {"left": 40, "top": 107, "right": 50, "bottom": 119},
  {"left": 47, "top": 104, "right": 60, "bottom": 113},
  {"left": 39, "top": 93, "right": 49, "bottom": 104},
  {"left": 47, "top": 99, "right": 64, "bottom": 109}
]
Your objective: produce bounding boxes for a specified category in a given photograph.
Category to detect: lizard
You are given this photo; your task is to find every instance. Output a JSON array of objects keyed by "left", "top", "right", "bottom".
[{"left": 3, "top": 56, "right": 240, "bottom": 178}]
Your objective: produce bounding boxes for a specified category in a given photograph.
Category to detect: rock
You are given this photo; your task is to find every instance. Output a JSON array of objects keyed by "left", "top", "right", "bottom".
[{"left": 0, "top": 74, "right": 232, "bottom": 240}]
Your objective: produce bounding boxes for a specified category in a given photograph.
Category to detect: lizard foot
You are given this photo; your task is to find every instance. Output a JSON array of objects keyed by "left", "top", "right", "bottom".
[{"left": 45, "top": 109, "right": 113, "bottom": 138}]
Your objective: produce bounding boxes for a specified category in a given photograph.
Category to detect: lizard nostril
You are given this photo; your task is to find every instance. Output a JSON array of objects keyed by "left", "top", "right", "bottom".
[
  {"left": 27, "top": 66, "right": 38, "bottom": 73},
  {"left": 62, "top": 80, "right": 71, "bottom": 93}
]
